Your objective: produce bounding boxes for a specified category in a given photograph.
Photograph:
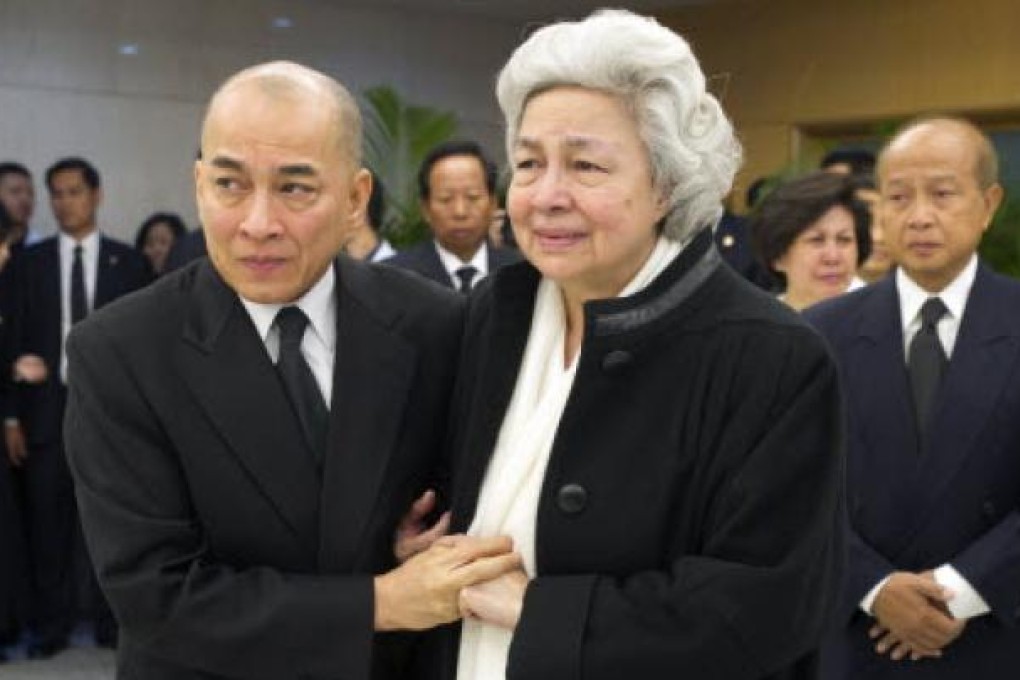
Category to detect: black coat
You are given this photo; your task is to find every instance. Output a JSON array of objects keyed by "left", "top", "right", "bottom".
[
  {"left": 434, "top": 229, "right": 845, "bottom": 679},
  {"left": 64, "top": 257, "right": 463, "bottom": 680},
  {"left": 806, "top": 266, "right": 1020, "bottom": 679}
]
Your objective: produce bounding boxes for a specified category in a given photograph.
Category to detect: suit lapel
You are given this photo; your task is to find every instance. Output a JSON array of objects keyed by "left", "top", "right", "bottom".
[
  {"left": 176, "top": 261, "right": 320, "bottom": 552},
  {"left": 844, "top": 279, "right": 926, "bottom": 546},
  {"left": 913, "top": 266, "right": 1020, "bottom": 511},
  {"left": 317, "top": 259, "right": 417, "bottom": 569},
  {"left": 94, "top": 238, "right": 118, "bottom": 307},
  {"left": 423, "top": 242, "right": 453, "bottom": 288}
]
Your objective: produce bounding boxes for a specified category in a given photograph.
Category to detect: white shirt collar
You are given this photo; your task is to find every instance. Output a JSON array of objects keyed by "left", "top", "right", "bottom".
[
  {"left": 59, "top": 229, "right": 99, "bottom": 255},
  {"left": 897, "top": 254, "right": 977, "bottom": 332},
  {"left": 240, "top": 265, "right": 337, "bottom": 351},
  {"left": 435, "top": 240, "right": 488, "bottom": 279}
]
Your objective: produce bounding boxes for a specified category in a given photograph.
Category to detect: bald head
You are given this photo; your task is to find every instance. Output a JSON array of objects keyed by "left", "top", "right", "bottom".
[
  {"left": 879, "top": 116, "right": 998, "bottom": 190},
  {"left": 202, "top": 61, "right": 363, "bottom": 167}
]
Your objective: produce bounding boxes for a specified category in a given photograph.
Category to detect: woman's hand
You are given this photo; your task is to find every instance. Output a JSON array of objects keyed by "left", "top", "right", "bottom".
[{"left": 460, "top": 568, "right": 530, "bottom": 630}]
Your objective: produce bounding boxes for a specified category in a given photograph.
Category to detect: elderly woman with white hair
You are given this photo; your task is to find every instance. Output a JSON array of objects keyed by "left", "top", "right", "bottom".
[{"left": 429, "top": 9, "right": 844, "bottom": 680}]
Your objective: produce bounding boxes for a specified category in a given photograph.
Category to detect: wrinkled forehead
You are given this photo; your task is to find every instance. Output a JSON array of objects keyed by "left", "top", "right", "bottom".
[{"left": 879, "top": 123, "right": 981, "bottom": 184}]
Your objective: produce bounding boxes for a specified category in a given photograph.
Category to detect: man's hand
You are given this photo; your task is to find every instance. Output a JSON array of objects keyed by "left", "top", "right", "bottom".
[
  {"left": 13, "top": 354, "right": 47, "bottom": 384},
  {"left": 460, "top": 568, "right": 529, "bottom": 630},
  {"left": 374, "top": 534, "right": 521, "bottom": 631},
  {"left": 4, "top": 421, "right": 27, "bottom": 467},
  {"left": 394, "top": 489, "right": 450, "bottom": 563},
  {"left": 869, "top": 571, "right": 964, "bottom": 660}
]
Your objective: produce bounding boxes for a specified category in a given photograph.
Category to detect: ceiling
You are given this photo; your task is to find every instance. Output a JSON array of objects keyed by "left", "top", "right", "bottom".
[{"left": 322, "top": 0, "right": 713, "bottom": 22}]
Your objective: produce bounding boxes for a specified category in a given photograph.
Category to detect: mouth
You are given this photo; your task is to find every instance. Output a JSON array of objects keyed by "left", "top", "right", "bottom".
[
  {"left": 533, "top": 228, "right": 587, "bottom": 251},
  {"left": 239, "top": 256, "right": 288, "bottom": 274},
  {"left": 816, "top": 273, "right": 848, "bottom": 286},
  {"left": 907, "top": 242, "right": 941, "bottom": 257}
]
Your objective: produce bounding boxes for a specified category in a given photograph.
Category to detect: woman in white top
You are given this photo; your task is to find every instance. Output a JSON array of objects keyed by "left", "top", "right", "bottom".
[{"left": 422, "top": 10, "right": 845, "bottom": 680}]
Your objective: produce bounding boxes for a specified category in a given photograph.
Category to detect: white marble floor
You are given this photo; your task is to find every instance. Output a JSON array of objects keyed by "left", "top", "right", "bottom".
[{"left": 1, "top": 646, "right": 114, "bottom": 679}]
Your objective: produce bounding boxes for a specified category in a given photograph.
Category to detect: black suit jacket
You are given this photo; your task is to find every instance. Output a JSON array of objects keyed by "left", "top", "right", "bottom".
[
  {"left": 64, "top": 257, "right": 463, "bottom": 680},
  {"left": 383, "top": 240, "right": 520, "bottom": 290},
  {"left": 806, "top": 265, "right": 1020, "bottom": 679},
  {"left": 9, "top": 235, "right": 150, "bottom": 444}
]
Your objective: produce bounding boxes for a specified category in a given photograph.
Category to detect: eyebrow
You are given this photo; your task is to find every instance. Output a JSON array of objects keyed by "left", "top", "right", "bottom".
[
  {"left": 514, "top": 135, "right": 614, "bottom": 153},
  {"left": 207, "top": 157, "right": 318, "bottom": 178}
]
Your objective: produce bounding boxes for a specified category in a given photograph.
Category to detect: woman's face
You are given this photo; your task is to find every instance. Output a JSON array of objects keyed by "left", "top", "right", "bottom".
[
  {"left": 143, "top": 221, "right": 177, "bottom": 274},
  {"left": 507, "top": 86, "right": 667, "bottom": 302},
  {"left": 773, "top": 205, "right": 859, "bottom": 309}
]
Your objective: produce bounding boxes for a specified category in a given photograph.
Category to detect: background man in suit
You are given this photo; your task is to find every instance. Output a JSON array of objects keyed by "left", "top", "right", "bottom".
[
  {"left": 385, "top": 140, "right": 519, "bottom": 292},
  {"left": 807, "top": 117, "right": 1020, "bottom": 678},
  {"left": 64, "top": 61, "right": 518, "bottom": 679},
  {"left": 5, "top": 156, "right": 150, "bottom": 656}
]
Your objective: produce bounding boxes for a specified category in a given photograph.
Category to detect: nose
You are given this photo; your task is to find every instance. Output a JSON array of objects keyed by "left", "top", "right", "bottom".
[
  {"left": 905, "top": 195, "right": 935, "bottom": 230},
  {"left": 238, "top": 189, "right": 282, "bottom": 240},
  {"left": 451, "top": 196, "right": 469, "bottom": 218},
  {"left": 820, "top": 241, "right": 842, "bottom": 264},
  {"left": 530, "top": 167, "right": 570, "bottom": 212}
]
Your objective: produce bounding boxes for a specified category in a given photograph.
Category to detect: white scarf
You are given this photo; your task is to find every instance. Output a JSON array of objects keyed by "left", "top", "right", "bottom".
[{"left": 456, "top": 235, "right": 683, "bottom": 680}]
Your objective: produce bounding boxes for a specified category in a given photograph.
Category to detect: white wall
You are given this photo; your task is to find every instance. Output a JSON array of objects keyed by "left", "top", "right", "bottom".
[{"left": 0, "top": 0, "right": 521, "bottom": 241}]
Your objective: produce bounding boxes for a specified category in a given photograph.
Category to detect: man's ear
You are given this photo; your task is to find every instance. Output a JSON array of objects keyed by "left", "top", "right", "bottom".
[{"left": 349, "top": 168, "right": 372, "bottom": 222}]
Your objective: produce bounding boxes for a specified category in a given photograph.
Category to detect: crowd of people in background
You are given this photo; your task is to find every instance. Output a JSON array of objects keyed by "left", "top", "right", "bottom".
[{"left": 0, "top": 8, "right": 1018, "bottom": 679}]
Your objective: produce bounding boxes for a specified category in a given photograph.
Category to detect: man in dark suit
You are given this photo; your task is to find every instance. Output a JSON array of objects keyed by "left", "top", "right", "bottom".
[
  {"left": 807, "top": 116, "right": 1020, "bottom": 678},
  {"left": 5, "top": 157, "right": 151, "bottom": 656},
  {"left": 385, "top": 141, "right": 518, "bottom": 292},
  {"left": 64, "top": 62, "right": 518, "bottom": 679}
]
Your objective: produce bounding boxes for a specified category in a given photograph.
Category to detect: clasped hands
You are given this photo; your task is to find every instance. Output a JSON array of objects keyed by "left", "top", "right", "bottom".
[
  {"left": 868, "top": 570, "right": 966, "bottom": 662},
  {"left": 374, "top": 490, "right": 529, "bottom": 632}
]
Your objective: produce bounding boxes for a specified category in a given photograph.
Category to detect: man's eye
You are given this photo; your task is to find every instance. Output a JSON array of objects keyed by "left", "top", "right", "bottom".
[
  {"left": 515, "top": 158, "right": 538, "bottom": 171},
  {"left": 281, "top": 183, "right": 314, "bottom": 195},
  {"left": 214, "top": 177, "right": 240, "bottom": 191}
]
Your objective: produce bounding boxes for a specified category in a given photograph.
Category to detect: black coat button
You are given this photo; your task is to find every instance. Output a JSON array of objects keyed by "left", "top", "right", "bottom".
[
  {"left": 982, "top": 501, "right": 997, "bottom": 520},
  {"left": 601, "top": 350, "right": 632, "bottom": 372},
  {"left": 556, "top": 483, "right": 587, "bottom": 514}
]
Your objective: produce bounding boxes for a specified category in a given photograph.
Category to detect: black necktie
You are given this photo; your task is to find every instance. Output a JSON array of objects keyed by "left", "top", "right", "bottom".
[
  {"left": 71, "top": 244, "right": 88, "bottom": 324},
  {"left": 908, "top": 297, "right": 949, "bottom": 436},
  {"left": 455, "top": 265, "right": 477, "bottom": 294},
  {"left": 274, "top": 306, "right": 328, "bottom": 464}
]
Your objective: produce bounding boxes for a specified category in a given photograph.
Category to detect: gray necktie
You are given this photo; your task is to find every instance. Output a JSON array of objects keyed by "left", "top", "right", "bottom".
[{"left": 908, "top": 297, "right": 949, "bottom": 439}]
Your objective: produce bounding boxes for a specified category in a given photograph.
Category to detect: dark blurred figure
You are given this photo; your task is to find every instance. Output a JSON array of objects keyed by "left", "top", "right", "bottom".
[
  {"left": 751, "top": 171, "right": 871, "bottom": 311},
  {"left": 135, "top": 212, "right": 187, "bottom": 277},
  {"left": 0, "top": 163, "right": 41, "bottom": 254},
  {"left": 821, "top": 147, "right": 876, "bottom": 177},
  {"left": 340, "top": 170, "right": 395, "bottom": 262},
  {"left": 6, "top": 157, "right": 150, "bottom": 657},
  {"left": 0, "top": 202, "right": 20, "bottom": 662},
  {"left": 163, "top": 228, "right": 207, "bottom": 273},
  {"left": 385, "top": 140, "right": 519, "bottom": 292}
]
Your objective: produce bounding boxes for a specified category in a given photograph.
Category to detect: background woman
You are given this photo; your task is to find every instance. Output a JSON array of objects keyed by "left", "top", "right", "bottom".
[
  {"left": 134, "top": 211, "right": 186, "bottom": 276},
  {"left": 750, "top": 171, "right": 872, "bottom": 311},
  {"left": 437, "top": 10, "right": 844, "bottom": 680}
]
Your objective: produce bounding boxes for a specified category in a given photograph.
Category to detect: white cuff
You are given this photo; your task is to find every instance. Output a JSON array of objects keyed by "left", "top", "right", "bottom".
[
  {"left": 860, "top": 574, "right": 892, "bottom": 615},
  {"left": 934, "top": 564, "right": 991, "bottom": 619}
]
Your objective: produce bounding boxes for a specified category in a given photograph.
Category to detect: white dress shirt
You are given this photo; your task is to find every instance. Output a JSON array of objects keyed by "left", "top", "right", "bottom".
[
  {"left": 369, "top": 239, "right": 396, "bottom": 263},
  {"left": 59, "top": 231, "right": 100, "bottom": 383},
  {"left": 239, "top": 267, "right": 337, "bottom": 406},
  {"left": 860, "top": 254, "right": 990, "bottom": 620},
  {"left": 435, "top": 240, "right": 488, "bottom": 290}
]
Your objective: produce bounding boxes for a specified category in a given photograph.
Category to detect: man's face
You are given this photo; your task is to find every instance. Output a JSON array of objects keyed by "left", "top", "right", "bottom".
[
  {"left": 421, "top": 155, "right": 495, "bottom": 261},
  {"left": 49, "top": 169, "right": 101, "bottom": 238},
  {"left": 0, "top": 172, "right": 35, "bottom": 228},
  {"left": 878, "top": 122, "right": 1002, "bottom": 292},
  {"left": 196, "top": 85, "right": 370, "bottom": 304}
]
